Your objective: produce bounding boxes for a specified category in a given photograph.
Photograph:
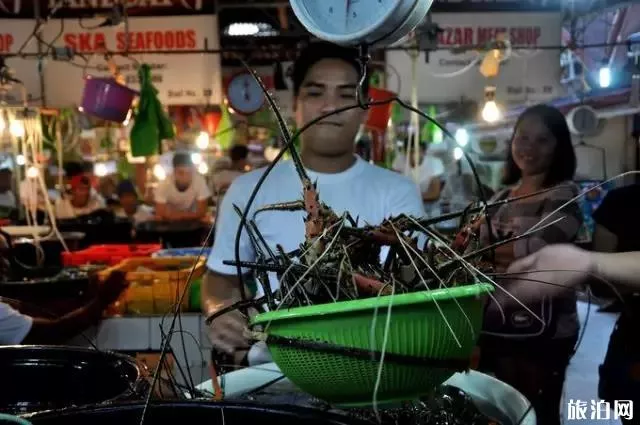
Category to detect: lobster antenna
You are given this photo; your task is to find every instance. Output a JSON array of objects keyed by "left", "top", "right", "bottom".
[{"left": 242, "top": 63, "right": 310, "bottom": 186}]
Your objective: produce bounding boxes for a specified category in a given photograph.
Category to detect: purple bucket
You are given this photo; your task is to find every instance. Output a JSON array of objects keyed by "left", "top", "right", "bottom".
[{"left": 80, "top": 76, "right": 138, "bottom": 123}]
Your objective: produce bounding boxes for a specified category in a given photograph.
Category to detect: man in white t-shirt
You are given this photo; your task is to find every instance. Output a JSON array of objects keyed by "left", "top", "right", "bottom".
[
  {"left": 0, "top": 231, "right": 128, "bottom": 345},
  {"left": 155, "top": 152, "right": 211, "bottom": 222},
  {"left": 202, "top": 41, "right": 425, "bottom": 363},
  {"left": 54, "top": 174, "right": 106, "bottom": 219},
  {"left": 212, "top": 145, "right": 250, "bottom": 195}
]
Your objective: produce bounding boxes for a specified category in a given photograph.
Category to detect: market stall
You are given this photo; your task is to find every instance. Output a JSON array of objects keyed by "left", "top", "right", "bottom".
[{"left": 0, "top": 1, "right": 638, "bottom": 424}]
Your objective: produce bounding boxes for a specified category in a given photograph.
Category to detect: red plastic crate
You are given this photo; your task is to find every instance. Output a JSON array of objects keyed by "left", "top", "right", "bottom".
[{"left": 61, "top": 244, "right": 162, "bottom": 267}]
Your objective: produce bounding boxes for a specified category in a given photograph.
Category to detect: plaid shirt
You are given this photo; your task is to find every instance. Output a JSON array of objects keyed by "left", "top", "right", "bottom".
[{"left": 480, "top": 180, "right": 583, "bottom": 339}]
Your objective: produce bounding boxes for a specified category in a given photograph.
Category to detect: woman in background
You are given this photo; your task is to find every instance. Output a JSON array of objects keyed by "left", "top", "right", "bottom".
[{"left": 477, "top": 104, "right": 582, "bottom": 425}]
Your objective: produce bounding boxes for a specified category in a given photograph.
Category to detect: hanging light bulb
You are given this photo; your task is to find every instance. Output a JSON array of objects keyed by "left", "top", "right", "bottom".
[
  {"left": 10, "top": 120, "right": 25, "bottom": 138},
  {"left": 481, "top": 86, "right": 501, "bottom": 124},
  {"left": 196, "top": 131, "right": 210, "bottom": 150},
  {"left": 453, "top": 147, "right": 464, "bottom": 161},
  {"left": 191, "top": 152, "right": 203, "bottom": 165},
  {"left": 26, "top": 166, "right": 39, "bottom": 179},
  {"left": 197, "top": 162, "right": 209, "bottom": 175},
  {"left": 94, "top": 163, "right": 108, "bottom": 177},
  {"left": 153, "top": 164, "right": 166, "bottom": 181},
  {"left": 599, "top": 64, "right": 611, "bottom": 88},
  {"left": 455, "top": 128, "right": 469, "bottom": 146}
]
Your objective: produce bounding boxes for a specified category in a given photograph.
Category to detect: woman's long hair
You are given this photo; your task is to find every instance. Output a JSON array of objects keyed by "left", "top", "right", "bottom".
[{"left": 502, "top": 104, "right": 577, "bottom": 187}]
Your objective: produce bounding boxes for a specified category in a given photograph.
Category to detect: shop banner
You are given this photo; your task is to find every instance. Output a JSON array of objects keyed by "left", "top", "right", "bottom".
[
  {"left": 0, "top": 20, "right": 42, "bottom": 105},
  {"left": 386, "top": 12, "right": 564, "bottom": 105},
  {"left": 2, "top": 14, "right": 222, "bottom": 107},
  {"left": 431, "top": 0, "right": 560, "bottom": 13},
  {"left": 0, "top": 0, "right": 213, "bottom": 19}
]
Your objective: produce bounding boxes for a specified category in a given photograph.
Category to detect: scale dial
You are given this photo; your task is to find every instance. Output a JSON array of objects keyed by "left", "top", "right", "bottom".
[
  {"left": 290, "top": 0, "right": 433, "bottom": 47},
  {"left": 225, "top": 72, "right": 265, "bottom": 116}
]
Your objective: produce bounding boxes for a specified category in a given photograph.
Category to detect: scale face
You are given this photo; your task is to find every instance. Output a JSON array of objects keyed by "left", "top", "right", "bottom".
[
  {"left": 290, "top": 0, "right": 433, "bottom": 47},
  {"left": 225, "top": 72, "right": 265, "bottom": 115}
]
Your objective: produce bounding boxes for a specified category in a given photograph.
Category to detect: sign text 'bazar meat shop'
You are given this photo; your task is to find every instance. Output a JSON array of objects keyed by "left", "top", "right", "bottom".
[{"left": 438, "top": 26, "right": 542, "bottom": 47}]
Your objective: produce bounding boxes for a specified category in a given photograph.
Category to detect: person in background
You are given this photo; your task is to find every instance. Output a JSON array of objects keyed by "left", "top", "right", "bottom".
[
  {"left": 212, "top": 144, "right": 250, "bottom": 195},
  {"left": 54, "top": 174, "right": 106, "bottom": 219},
  {"left": 0, "top": 168, "right": 16, "bottom": 210},
  {"left": 0, "top": 270, "right": 128, "bottom": 345},
  {"left": 392, "top": 140, "right": 445, "bottom": 203},
  {"left": 202, "top": 41, "right": 425, "bottom": 365},
  {"left": 476, "top": 104, "right": 581, "bottom": 425},
  {"left": 99, "top": 176, "right": 119, "bottom": 207},
  {"left": 115, "top": 180, "right": 153, "bottom": 224},
  {"left": 155, "top": 152, "right": 211, "bottom": 222},
  {"left": 589, "top": 183, "right": 640, "bottom": 312},
  {"left": 506, "top": 244, "right": 640, "bottom": 425}
]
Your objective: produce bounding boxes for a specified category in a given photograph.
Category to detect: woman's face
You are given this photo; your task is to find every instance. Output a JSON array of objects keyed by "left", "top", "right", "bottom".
[{"left": 511, "top": 115, "right": 557, "bottom": 177}]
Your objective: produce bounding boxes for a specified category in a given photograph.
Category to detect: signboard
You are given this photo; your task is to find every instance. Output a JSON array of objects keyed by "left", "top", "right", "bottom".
[
  {"left": 431, "top": 0, "right": 560, "bottom": 12},
  {"left": 2, "top": 14, "right": 222, "bottom": 107},
  {"left": 386, "top": 12, "right": 564, "bottom": 104},
  {"left": 0, "top": 20, "right": 42, "bottom": 105},
  {"left": 0, "top": 0, "right": 213, "bottom": 19}
]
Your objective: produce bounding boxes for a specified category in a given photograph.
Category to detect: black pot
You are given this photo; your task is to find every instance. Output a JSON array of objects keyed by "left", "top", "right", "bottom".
[
  {"left": 0, "top": 346, "right": 145, "bottom": 414},
  {"left": 0, "top": 268, "right": 93, "bottom": 317},
  {"left": 135, "top": 221, "right": 210, "bottom": 249},
  {"left": 24, "top": 401, "right": 370, "bottom": 425}
]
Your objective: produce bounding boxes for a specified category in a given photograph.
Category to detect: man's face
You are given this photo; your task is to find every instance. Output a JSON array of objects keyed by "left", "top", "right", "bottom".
[
  {"left": 72, "top": 184, "right": 91, "bottom": 207},
  {"left": 119, "top": 192, "right": 138, "bottom": 214},
  {"left": 294, "top": 58, "right": 366, "bottom": 157},
  {"left": 174, "top": 165, "right": 194, "bottom": 191}
]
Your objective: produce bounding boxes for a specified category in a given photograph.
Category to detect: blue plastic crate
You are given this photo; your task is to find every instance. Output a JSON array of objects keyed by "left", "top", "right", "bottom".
[{"left": 152, "top": 247, "right": 212, "bottom": 258}]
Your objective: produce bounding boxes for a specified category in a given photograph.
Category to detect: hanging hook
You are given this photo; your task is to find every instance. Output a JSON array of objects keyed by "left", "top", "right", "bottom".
[{"left": 356, "top": 44, "right": 370, "bottom": 110}]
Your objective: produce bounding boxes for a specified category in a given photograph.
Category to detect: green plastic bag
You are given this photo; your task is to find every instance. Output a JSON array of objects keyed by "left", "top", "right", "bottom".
[{"left": 130, "top": 64, "right": 175, "bottom": 157}]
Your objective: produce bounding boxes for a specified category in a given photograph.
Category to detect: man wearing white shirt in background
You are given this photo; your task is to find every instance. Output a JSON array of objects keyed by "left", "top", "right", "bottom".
[
  {"left": 202, "top": 41, "right": 426, "bottom": 365},
  {"left": 154, "top": 152, "right": 211, "bottom": 223},
  {"left": 393, "top": 141, "right": 445, "bottom": 220}
]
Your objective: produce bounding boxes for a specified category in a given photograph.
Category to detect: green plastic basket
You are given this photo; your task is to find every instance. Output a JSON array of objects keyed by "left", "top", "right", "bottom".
[{"left": 250, "top": 283, "right": 493, "bottom": 406}]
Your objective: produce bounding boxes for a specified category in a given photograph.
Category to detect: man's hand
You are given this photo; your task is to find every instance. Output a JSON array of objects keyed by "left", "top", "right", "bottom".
[
  {"left": 93, "top": 271, "right": 129, "bottom": 308},
  {"left": 504, "top": 244, "right": 593, "bottom": 301},
  {"left": 206, "top": 305, "right": 257, "bottom": 358}
]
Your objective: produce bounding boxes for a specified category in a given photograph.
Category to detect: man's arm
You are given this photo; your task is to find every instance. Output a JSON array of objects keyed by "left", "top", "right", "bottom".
[
  {"left": 592, "top": 251, "right": 640, "bottom": 289},
  {"left": 202, "top": 175, "right": 257, "bottom": 360},
  {"left": 422, "top": 178, "right": 442, "bottom": 202}
]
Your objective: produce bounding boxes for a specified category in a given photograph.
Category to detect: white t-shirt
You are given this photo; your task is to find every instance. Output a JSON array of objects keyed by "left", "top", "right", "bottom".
[
  {"left": 207, "top": 156, "right": 425, "bottom": 296},
  {"left": 115, "top": 204, "right": 154, "bottom": 224},
  {"left": 54, "top": 194, "right": 106, "bottom": 219},
  {"left": 0, "top": 301, "right": 32, "bottom": 345},
  {"left": 393, "top": 153, "right": 445, "bottom": 194},
  {"left": 155, "top": 174, "right": 211, "bottom": 212}
]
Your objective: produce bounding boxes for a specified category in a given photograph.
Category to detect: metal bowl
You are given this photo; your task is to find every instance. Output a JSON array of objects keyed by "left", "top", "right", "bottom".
[{"left": 0, "top": 346, "right": 145, "bottom": 414}]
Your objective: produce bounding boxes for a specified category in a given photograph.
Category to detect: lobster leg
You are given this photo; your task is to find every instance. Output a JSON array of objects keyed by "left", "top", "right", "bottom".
[{"left": 253, "top": 200, "right": 306, "bottom": 218}]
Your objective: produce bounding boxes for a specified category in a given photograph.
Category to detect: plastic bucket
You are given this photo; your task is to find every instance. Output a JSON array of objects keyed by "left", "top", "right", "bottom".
[
  {"left": 0, "top": 346, "right": 145, "bottom": 414},
  {"left": 80, "top": 76, "right": 137, "bottom": 123},
  {"left": 365, "top": 87, "right": 396, "bottom": 133}
]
